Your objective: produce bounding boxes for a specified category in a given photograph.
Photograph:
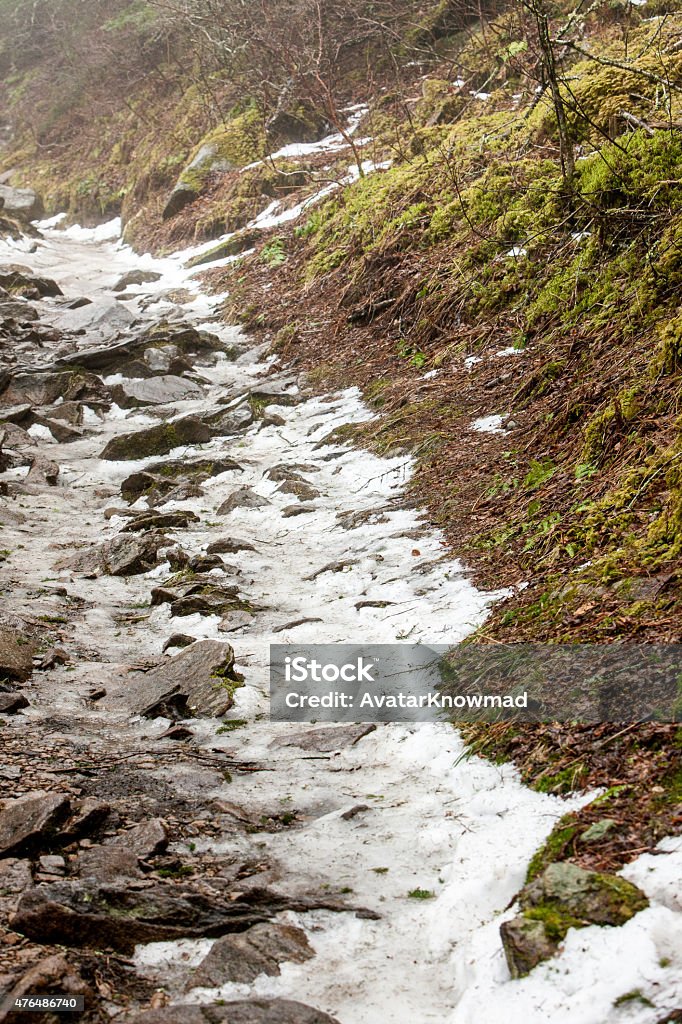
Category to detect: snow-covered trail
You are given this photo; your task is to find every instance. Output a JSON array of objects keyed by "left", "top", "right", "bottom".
[{"left": 1, "top": 221, "right": 680, "bottom": 1024}]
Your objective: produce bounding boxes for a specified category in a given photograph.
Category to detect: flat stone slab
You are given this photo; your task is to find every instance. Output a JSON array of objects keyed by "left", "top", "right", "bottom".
[
  {"left": 111, "top": 639, "right": 241, "bottom": 719},
  {"left": 0, "top": 791, "right": 71, "bottom": 856},
  {"left": 111, "top": 375, "right": 204, "bottom": 409},
  {"left": 12, "top": 882, "right": 342, "bottom": 955},
  {"left": 271, "top": 725, "right": 377, "bottom": 753}
]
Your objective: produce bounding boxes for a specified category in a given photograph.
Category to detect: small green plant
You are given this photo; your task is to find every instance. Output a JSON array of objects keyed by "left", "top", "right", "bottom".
[
  {"left": 575, "top": 462, "right": 599, "bottom": 480},
  {"left": 397, "top": 339, "right": 427, "bottom": 369},
  {"left": 524, "top": 459, "right": 557, "bottom": 489},
  {"left": 216, "top": 720, "right": 248, "bottom": 734},
  {"left": 260, "top": 236, "right": 287, "bottom": 267},
  {"left": 408, "top": 888, "right": 435, "bottom": 900}
]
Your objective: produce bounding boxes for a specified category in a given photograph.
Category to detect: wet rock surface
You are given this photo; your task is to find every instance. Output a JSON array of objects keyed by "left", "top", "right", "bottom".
[
  {"left": 500, "top": 862, "right": 649, "bottom": 977},
  {"left": 190, "top": 922, "right": 314, "bottom": 987}
]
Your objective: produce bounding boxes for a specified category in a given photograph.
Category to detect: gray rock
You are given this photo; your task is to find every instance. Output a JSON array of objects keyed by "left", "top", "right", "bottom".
[
  {"left": 217, "top": 487, "right": 270, "bottom": 515},
  {"left": 100, "top": 416, "right": 212, "bottom": 461},
  {"left": 26, "top": 456, "right": 59, "bottom": 486},
  {"left": 0, "top": 792, "right": 71, "bottom": 857},
  {"left": 201, "top": 403, "right": 256, "bottom": 436},
  {"left": 59, "top": 799, "right": 111, "bottom": 844},
  {"left": 0, "top": 185, "right": 44, "bottom": 220},
  {"left": 78, "top": 845, "right": 142, "bottom": 882},
  {"left": 39, "top": 855, "right": 66, "bottom": 875},
  {"left": 121, "top": 510, "right": 199, "bottom": 533},
  {"left": 0, "top": 627, "right": 37, "bottom": 682},
  {"left": 115, "top": 639, "right": 242, "bottom": 719},
  {"left": 281, "top": 504, "right": 316, "bottom": 518},
  {"left": 120, "top": 456, "right": 242, "bottom": 503},
  {"left": 111, "top": 819, "right": 168, "bottom": 859},
  {"left": 500, "top": 862, "right": 649, "bottom": 978},
  {"left": 125, "top": 999, "right": 340, "bottom": 1024},
  {"left": 56, "top": 531, "right": 168, "bottom": 578},
  {"left": 111, "top": 375, "right": 204, "bottom": 409},
  {"left": 186, "top": 230, "right": 261, "bottom": 269},
  {"left": 1, "top": 369, "right": 109, "bottom": 409},
  {"left": 151, "top": 581, "right": 248, "bottom": 619},
  {"left": 12, "top": 882, "right": 326, "bottom": 954},
  {"left": 101, "top": 532, "right": 169, "bottom": 576},
  {"left": 247, "top": 382, "right": 301, "bottom": 407},
  {"left": 188, "top": 554, "right": 224, "bottom": 573},
  {"left": 0, "top": 691, "right": 30, "bottom": 714},
  {"left": 0, "top": 265, "right": 61, "bottom": 298},
  {"left": 0, "top": 858, "right": 33, "bottom": 911},
  {"left": 111, "top": 269, "right": 162, "bottom": 292},
  {"left": 190, "top": 922, "right": 314, "bottom": 987},
  {"left": 499, "top": 916, "right": 558, "bottom": 978},
  {"left": 0, "top": 299, "right": 39, "bottom": 322},
  {"left": 162, "top": 143, "right": 236, "bottom": 221},
  {"left": 277, "top": 480, "right": 321, "bottom": 502},
  {"left": 206, "top": 537, "right": 256, "bottom": 554},
  {"left": 271, "top": 725, "right": 376, "bottom": 752},
  {"left": 50, "top": 298, "right": 135, "bottom": 345},
  {"left": 32, "top": 415, "right": 84, "bottom": 443}
]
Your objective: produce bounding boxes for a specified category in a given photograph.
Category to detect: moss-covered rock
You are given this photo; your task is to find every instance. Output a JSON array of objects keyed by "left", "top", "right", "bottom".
[
  {"left": 162, "top": 107, "right": 267, "bottom": 220},
  {"left": 185, "top": 229, "right": 261, "bottom": 268},
  {"left": 99, "top": 416, "right": 211, "bottom": 461},
  {"left": 501, "top": 862, "right": 649, "bottom": 978}
]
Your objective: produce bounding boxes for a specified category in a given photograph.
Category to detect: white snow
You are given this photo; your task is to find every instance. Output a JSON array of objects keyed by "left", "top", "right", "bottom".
[
  {"left": 27, "top": 423, "right": 56, "bottom": 442},
  {"left": 471, "top": 414, "right": 507, "bottom": 434},
  {"left": 496, "top": 346, "right": 525, "bottom": 357}
]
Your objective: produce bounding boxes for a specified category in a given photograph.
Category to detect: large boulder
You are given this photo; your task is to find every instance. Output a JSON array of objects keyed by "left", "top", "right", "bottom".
[
  {"left": 0, "top": 185, "right": 44, "bottom": 221},
  {"left": 110, "top": 375, "right": 204, "bottom": 409},
  {"left": 113, "top": 639, "right": 242, "bottom": 719},
  {"left": 111, "top": 269, "right": 162, "bottom": 293},
  {"left": 162, "top": 109, "right": 266, "bottom": 221},
  {"left": 0, "top": 370, "right": 109, "bottom": 410},
  {"left": 500, "top": 862, "right": 649, "bottom": 977},
  {"left": 48, "top": 299, "right": 135, "bottom": 345},
  {"left": 100, "top": 416, "right": 212, "bottom": 461},
  {"left": 0, "top": 265, "right": 62, "bottom": 299},
  {"left": 190, "top": 922, "right": 314, "bottom": 987},
  {"left": 55, "top": 531, "right": 169, "bottom": 578}
]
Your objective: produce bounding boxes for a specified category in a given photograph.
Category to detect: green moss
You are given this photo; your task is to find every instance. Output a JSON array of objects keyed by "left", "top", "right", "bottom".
[
  {"left": 522, "top": 903, "right": 584, "bottom": 942},
  {"left": 533, "top": 762, "right": 588, "bottom": 795},
  {"left": 526, "top": 816, "right": 580, "bottom": 882}
]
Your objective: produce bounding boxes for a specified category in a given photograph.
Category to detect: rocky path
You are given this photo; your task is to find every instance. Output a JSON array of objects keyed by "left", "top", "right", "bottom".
[{"left": 1, "top": 223, "right": 680, "bottom": 1024}]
